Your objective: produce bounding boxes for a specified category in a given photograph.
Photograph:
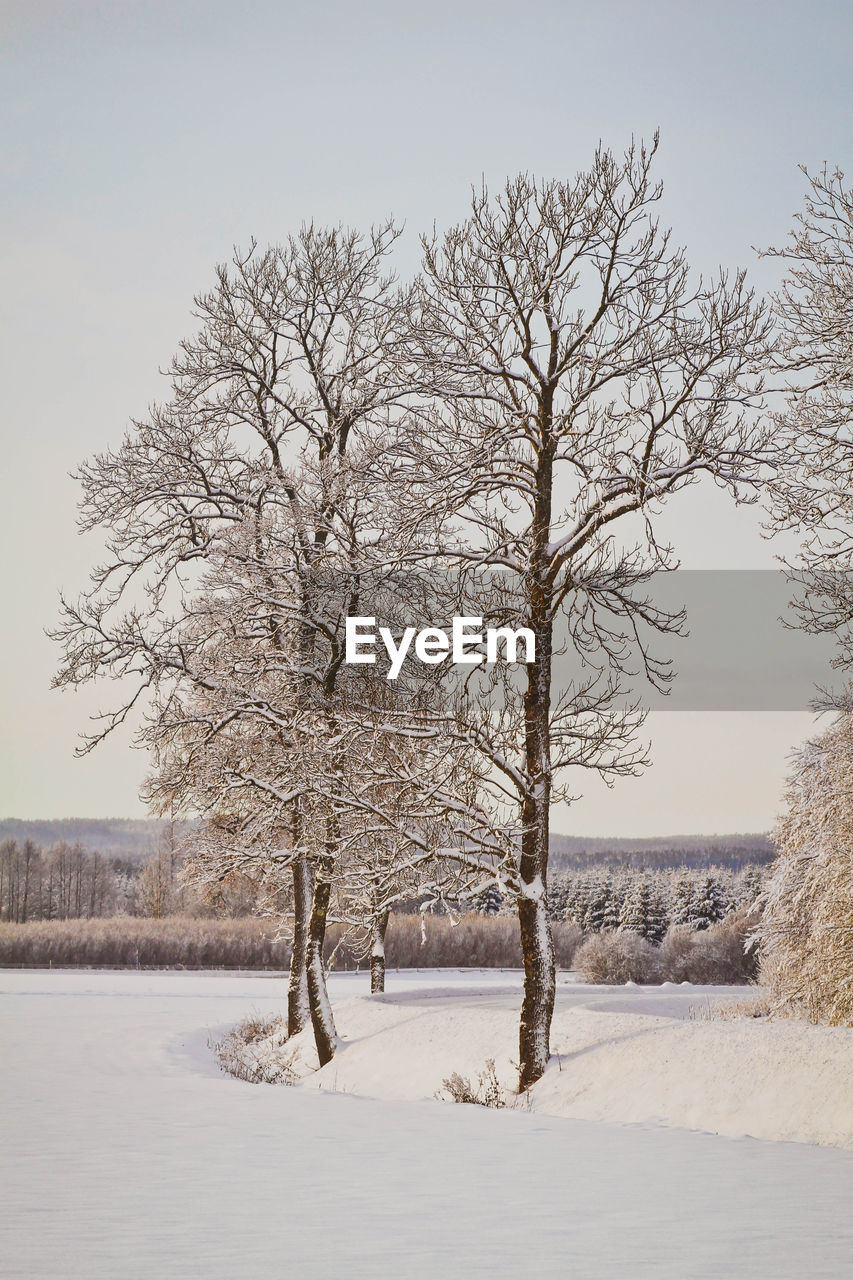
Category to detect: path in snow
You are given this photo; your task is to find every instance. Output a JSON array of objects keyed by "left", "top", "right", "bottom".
[{"left": 1, "top": 970, "right": 851, "bottom": 1279}]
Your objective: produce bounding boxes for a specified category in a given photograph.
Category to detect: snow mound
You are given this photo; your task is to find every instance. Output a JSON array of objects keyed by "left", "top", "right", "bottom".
[{"left": 244, "top": 981, "right": 853, "bottom": 1147}]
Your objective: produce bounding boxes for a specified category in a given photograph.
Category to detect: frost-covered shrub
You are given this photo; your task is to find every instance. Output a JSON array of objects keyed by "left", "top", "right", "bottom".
[
  {"left": 440, "top": 1059, "right": 506, "bottom": 1108},
  {"left": 551, "top": 920, "right": 584, "bottom": 969},
  {"left": 656, "top": 924, "right": 695, "bottom": 981},
  {"left": 575, "top": 930, "right": 660, "bottom": 984},
  {"left": 758, "top": 715, "right": 853, "bottom": 1025},
  {"left": 576, "top": 915, "right": 757, "bottom": 985},
  {"left": 212, "top": 1014, "right": 296, "bottom": 1084},
  {"left": 658, "top": 913, "right": 757, "bottom": 985}
]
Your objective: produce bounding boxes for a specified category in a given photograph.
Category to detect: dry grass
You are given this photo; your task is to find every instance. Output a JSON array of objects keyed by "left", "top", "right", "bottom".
[
  {"left": 379, "top": 914, "right": 583, "bottom": 971},
  {"left": 0, "top": 916, "right": 290, "bottom": 968},
  {"left": 211, "top": 1013, "right": 296, "bottom": 1084},
  {"left": 688, "top": 995, "right": 773, "bottom": 1022},
  {"left": 0, "top": 912, "right": 583, "bottom": 970},
  {"left": 439, "top": 1059, "right": 508, "bottom": 1108}
]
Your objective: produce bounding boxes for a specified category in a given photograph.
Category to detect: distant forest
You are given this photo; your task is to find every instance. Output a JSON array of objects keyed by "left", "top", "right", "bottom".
[
  {"left": 0, "top": 819, "right": 775, "bottom": 871},
  {"left": 1, "top": 817, "right": 773, "bottom": 950},
  {"left": 0, "top": 819, "right": 185, "bottom": 862},
  {"left": 549, "top": 833, "right": 776, "bottom": 872}
]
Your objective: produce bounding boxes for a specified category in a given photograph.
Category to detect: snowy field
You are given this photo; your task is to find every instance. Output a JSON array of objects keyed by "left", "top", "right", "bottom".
[{"left": 2, "top": 970, "right": 852, "bottom": 1279}]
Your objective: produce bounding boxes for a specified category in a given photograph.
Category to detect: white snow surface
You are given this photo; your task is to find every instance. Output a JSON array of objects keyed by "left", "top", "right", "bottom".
[
  {"left": 1, "top": 969, "right": 852, "bottom": 1279},
  {"left": 280, "top": 974, "right": 853, "bottom": 1148}
]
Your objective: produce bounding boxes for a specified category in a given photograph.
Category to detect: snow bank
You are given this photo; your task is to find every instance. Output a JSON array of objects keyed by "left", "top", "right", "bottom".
[{"left": 258, "top": 978, "right": 853, "bottom": 1148}]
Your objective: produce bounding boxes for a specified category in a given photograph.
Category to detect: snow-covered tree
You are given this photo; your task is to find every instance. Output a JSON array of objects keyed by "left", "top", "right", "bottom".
[
  {"left": 764, "top": 165, "right": 853, "bottom": 683},
  {"left": 618, "top": 877, "right": 655, "bottom": 939},
  {"left": 53, "top": 156, "right": 776, "bottom": 1091},
  {"left": 646, "top": 877, "right": 671, "bottom": 944},
  {"left": 739, "top": 865, "right": 766, "bottom": 911},
  {"left": 53, "top": 224, "right": 411, "bottom": 1063},
  {"left": 670, "top": 871, "right": 699, "bottom": 929},
  {"left": 563, "top": 874, "right": 591, "bottom": 929},
  {"left": 402, "top": 139, "right": 772, "bottom": 1085},
  {"left": 476, "top": 884, "right": 505, "bottom": 916},
  {"left": 758, "top": 711, "right": 853, "bottom": 1024},
  {"left": 545, "top": 873, "right": 570, "bottom": 921},
  {"left": 582, "top": 873, "right": 610, "bottom": 934},
  {"left": 689, "top": 874, "right": 730, "bottom": 931}
]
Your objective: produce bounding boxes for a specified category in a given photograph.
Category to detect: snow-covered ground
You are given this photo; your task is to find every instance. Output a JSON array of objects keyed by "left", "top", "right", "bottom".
[
  {"left": 275, "top": 974, "right": 853, "bottom": 1148},
  {"left": 2, "top": 970, "right": 852, "bottom": 1279}
]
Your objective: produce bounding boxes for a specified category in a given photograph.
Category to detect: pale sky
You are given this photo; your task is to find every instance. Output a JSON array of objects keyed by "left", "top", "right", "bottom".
[{"left": 1, "top": 0, "right": 851, "bottom": 832}]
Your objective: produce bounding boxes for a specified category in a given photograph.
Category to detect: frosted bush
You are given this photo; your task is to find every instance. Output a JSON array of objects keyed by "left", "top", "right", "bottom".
[
  {"left": 575, "top": 930, "right": 660, "bottom": 984},
  {"left": 576, "top": 916, "right": 757, "bottom": 985},
  {"left": 659, "top": 913, "right": 757, "bottom": 985},
  {"left": 440, "top": 1059, "right": 507, "bottom": 1108},
  {"left": 212, "top": 1014, "right": 296, "bottom": 1084}
]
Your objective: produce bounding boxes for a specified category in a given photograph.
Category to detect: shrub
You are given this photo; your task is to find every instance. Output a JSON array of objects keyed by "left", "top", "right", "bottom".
[
  {"left": 575, "top": 930, "right": 660, "bottom": 983},
  {"left": 440, "top": 1059, "right": 507, "bottom": 1108},
  {"left": 212, "top": 1014, "right": 296, "bottom": 1084},
  {"left": 575, "top": 915, "right": 758, "bottom": 985},
  {"left": 658, "top": 912, "right": 758, "bottom": 984}
]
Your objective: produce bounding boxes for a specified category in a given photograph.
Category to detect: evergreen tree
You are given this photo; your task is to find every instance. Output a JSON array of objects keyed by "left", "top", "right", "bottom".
[
  {"left": 596, "top": 870, "right": 617, "bottom": 931},
  {"left": 474, "top": 884, "right": 504, "bottom": 916},
  {"left": 583, "top": 873, "right": 610, "bottom": 933},
  {"left": 546, "top": 874, "right": 571, "bottom": 921},
  {"left": 618, "top": 878, "right": 654, "bottom": 938},
  {"left": 740, "top": 866, "right": 765, "bottom": 910},
  {"left": 564, "top": 875, "right": 590, "bottom": 929},
  {"left": 670, "top": 871, "right": 698, "bottom": 928},
  {"left": 690, "top": 874, "right": 729, "bottom": 930},
  {"left": 646, "top": 880, "right": 670, "bottom": 944}
]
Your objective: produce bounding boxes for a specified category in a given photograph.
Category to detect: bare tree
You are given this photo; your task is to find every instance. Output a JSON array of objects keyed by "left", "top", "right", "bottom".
[
  {"left": 146, "top": 558, "right": 491, "bottom": 1010},
  {"left": 54, "top": 224, "right": 407, "bottom": 1062},
  {"left": 135, "top": 824, "right": 183, "bottom": 918},
  {"left": 0, "top": 839, "right": 119, "bottom": 921},
  {"left": 402, "top": 138, "right": 772, "bottom": 1086},
  {"left": 53, "top": 155, "right": 774, "bottom": 1090},
  {"left": 763, "top": 164, "right": 853, "bottom": 680},
  {"left": 753, "top": 164, "right": 853, "bottom": 1026},
  {"left": 327, "top": 706, "right": 492, "bottom": 994}
]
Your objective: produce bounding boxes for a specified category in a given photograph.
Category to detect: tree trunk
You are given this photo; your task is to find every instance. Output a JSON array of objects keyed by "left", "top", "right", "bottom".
[
  {"left": 517, "top": 440, "right": 556, "bottom": 1092},
  {"left": 517, "top": 660, "right": 556, "bottom": 1090},
  {"left": 370, "top": 911, "right": 390, "bottom": 993},
  {"left": 305, "top": 856, "right": 337, "bottom": 1066},
  {"left": 288, "top": 855, "right": 312, "bottom": 1037}
]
